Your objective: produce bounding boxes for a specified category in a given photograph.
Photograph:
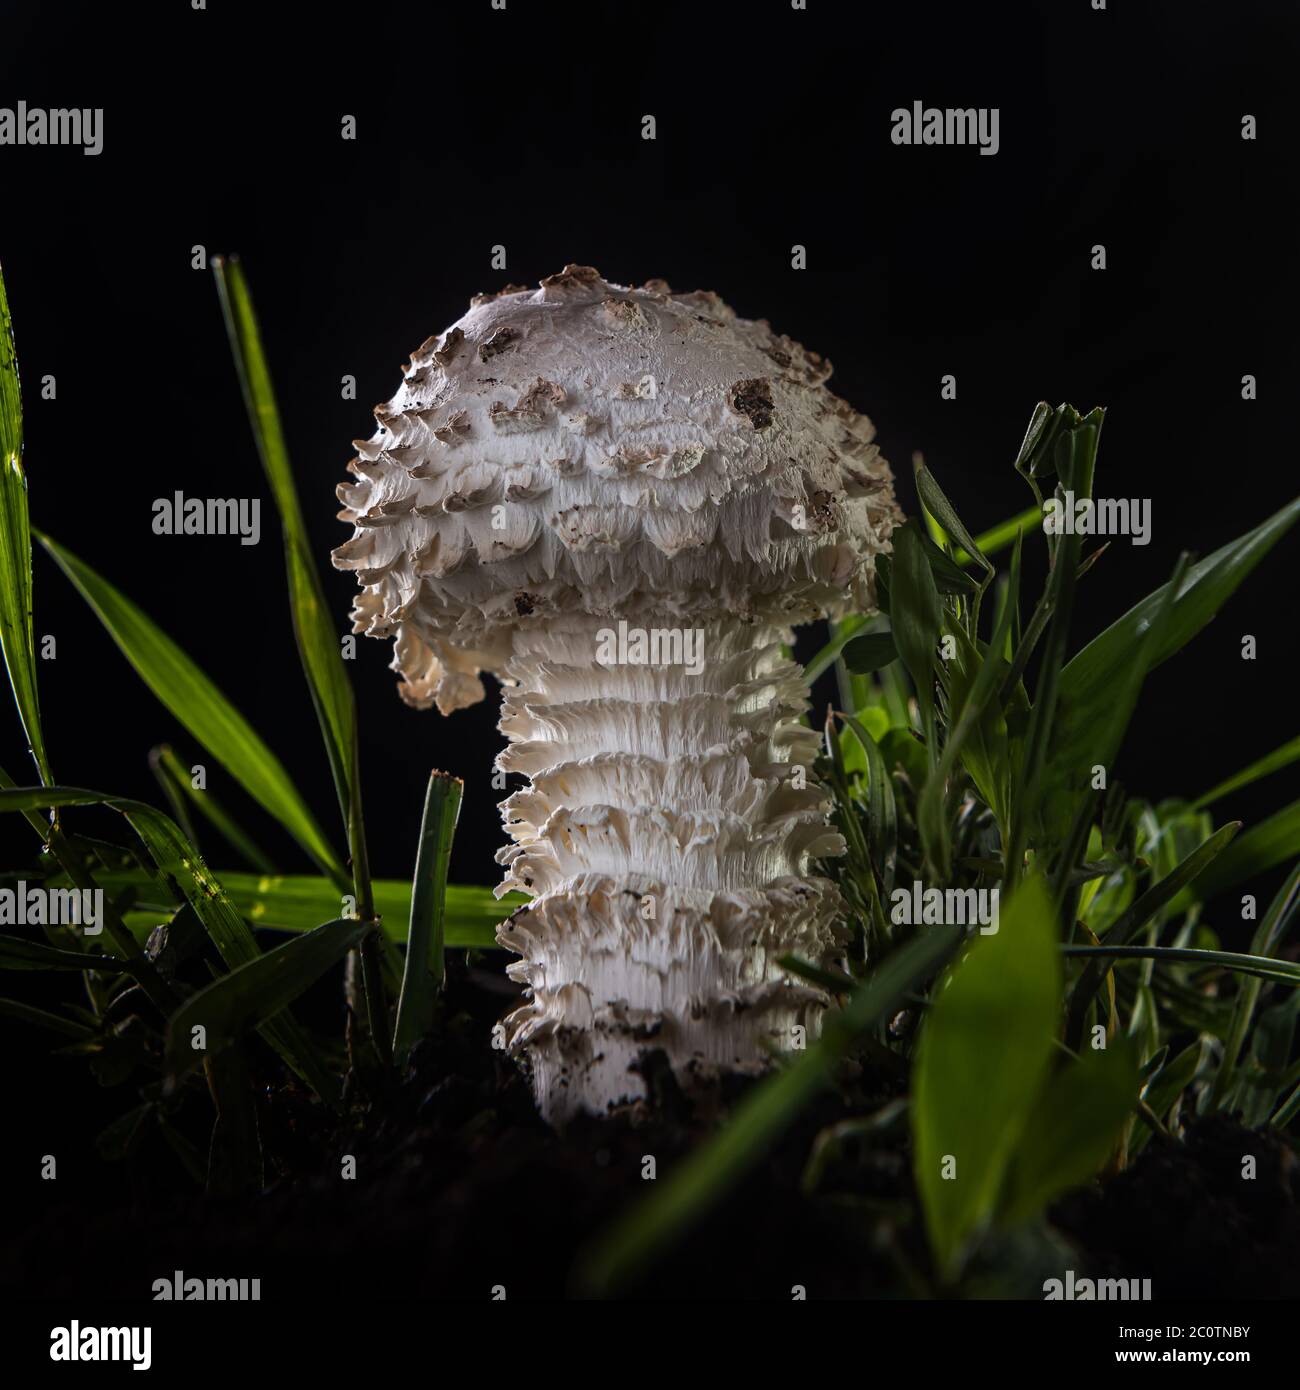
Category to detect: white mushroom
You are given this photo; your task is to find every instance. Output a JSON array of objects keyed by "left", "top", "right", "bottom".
[{"left": 334, "top": 266, "right": 899, "bottom": 1122}]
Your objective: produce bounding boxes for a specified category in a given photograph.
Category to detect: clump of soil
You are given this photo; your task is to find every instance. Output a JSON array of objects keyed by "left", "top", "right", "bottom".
[{"left": 4, "top": 963, "right": 1298, "bottom": 1300}]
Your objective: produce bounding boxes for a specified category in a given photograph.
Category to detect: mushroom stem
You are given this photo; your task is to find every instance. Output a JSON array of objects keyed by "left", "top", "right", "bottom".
[{"left": 494, "top": 613, "right": 846, "bottom": 1122}]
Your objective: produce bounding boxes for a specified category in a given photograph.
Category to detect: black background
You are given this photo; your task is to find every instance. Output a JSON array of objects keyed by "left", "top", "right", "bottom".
[{"left": 1, "top": 0, "right": 1295, "bottom": 896}]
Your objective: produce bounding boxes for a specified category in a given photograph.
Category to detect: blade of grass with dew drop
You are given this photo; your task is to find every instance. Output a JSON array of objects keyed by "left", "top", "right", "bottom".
[
  {"left": 152, "top": 743, "right": 275, "bottom": 873},
  {"left": 166, "top": 917, "right": 369, "bottom": 1081},
  {"left": 912, "top": 875, "right": 1061, "bottom": 1281},
  {"left": 0, "top": 784, "right": 341, "bottom": 1104},
  {"left": 0, "top": 934, "right": 132, "bottom": 971},
  {"left": 1192, "top": 735, "right": 1300, "bottom": 812},
  {"left": 577, "top": 923, "right": 961, "bottom": 1294},
  {"left": 393, "top": 772, "right": 463, "bottom": 1063},
  {"left": 1209, "top": 863, "right": 1300, "bottom": 1109},
  {"left": 1064, "top": 820, "right": 1241, "bottom": 1047},
  {"left": 0, "top": 259, "right": 52, "bottom": 786},
  {"left": 35, "top": 533, "right": 344, "bottom": 883}
]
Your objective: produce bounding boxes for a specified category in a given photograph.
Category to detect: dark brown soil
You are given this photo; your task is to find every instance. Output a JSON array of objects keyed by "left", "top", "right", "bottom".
[{"left": 4, "top": 962, "right": 1298, "bottom": 1301}]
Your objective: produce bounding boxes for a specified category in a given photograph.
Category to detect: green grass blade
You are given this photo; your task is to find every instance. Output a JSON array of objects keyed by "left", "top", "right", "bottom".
[
  {"left": 1209, "top": 864, "right": 1300, "bottom": 1109},
  {"left": 1062, "top": 943, "right": 1300, "bottom": 986},
  {"left": 393, "top": 772, "right": 463, "bottom": 1063},
  {"left": 166, "top": 917, "right": 369, "bottom": 1080},
  {"left": 1039, "top": 550, "right": 1189, "bottom": 844},
  {"left": 1188, "top": 804, "right": 1300, "bottom": 902},
  {"left": 152, "top": 743, "right": 275, "bottom": 873},
  {"left": 1191, "top": 735, "right": 1300, "bottom": 811},
  {"left": 888, "top": 522, "right": 943, "bottom": 771},
  {"left": 0, "top": 259, "right": 52, "bottom": 785},
  {"left": 1056, "top": 495, "right": 1300, "bottom": 772},
  {"left": 577, "top": 924, "right": 961, "bottom": 1294},
  {"left": 212, "top": 259, "right": 358, "bottom": 841},
  {"left": 213, "top": 256, "right": 385, "bottom": 1060},
  {"left": 35, "top": 532, "right": 344, "bottom": 884},
  {"left": 0, "top": 997, "right": 97, "bottom": 1037},
  {"left": 839, "top": 713, "right": 898, "bottom": 897}
]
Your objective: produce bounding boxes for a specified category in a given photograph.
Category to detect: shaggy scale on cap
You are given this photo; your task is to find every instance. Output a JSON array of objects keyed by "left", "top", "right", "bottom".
[{"left": 334, "top": 266, "right": 900, "bottom": 1121}]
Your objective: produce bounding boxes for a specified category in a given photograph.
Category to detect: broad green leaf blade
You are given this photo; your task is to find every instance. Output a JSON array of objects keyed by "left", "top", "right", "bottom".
[
  {"left": 35, "top": 532, "right": 344, "bottom": 883},
  {"left": 578, "top": 924, "right": 961, "bottom": 1294},
  {"left": 393, "top": 772, "right": 463, "bottom": 1062},
  {"left": 999, "top": 1041, "right": 1139, "bottom": 1228},
  {"left": 1192, "top": 734, "right": 1300, "bottom": 811},
  {"left": 912, "top": 875, "right": 1061, "bottom": 1281},
  {"left": 917, "top": 529, "right": 978, "bottom": 595},
  {"left": 97, "top": 868, "right": 516, "bottom": 948},
  {"left": 0, "top": 260, "right": 51, "bottom": 785},
  {"left": 166, "top": 917, "right": 369, "bottom": 1079},
  {"left": 889, "top": 522, "right": 942, "bottom": 762},
  {"left": 1039, "top": 561, "right": 1173, "bottom": 841},
  {"left": 1056, "top": 496, "right": 1300, "bottom": 775},
  {"left": 914, "top": 459, "right": 993, "bottom": 581},
  {"left": 841, "top": 631, "right": 899, "bottom": 676}
]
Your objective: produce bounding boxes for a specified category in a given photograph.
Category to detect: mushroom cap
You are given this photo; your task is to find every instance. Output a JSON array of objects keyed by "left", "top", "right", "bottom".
[{"left": 333, "top": 265, "right": 899, "bottom": 713}]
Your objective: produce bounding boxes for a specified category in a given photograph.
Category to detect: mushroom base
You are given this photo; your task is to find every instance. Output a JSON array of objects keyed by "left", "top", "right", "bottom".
[{"left": 493, "top": 613, "right": 847, "bottom": 1124}]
